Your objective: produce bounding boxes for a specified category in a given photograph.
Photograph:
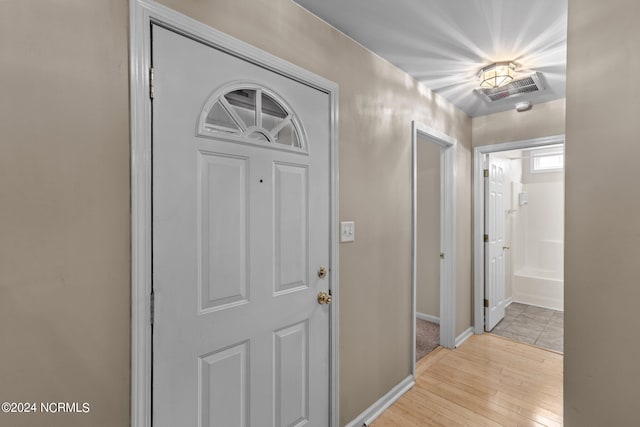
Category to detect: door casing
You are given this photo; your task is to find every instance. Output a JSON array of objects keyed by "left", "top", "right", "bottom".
[
  {"left": 411, "top": 121, "right": 457, "bottom": 368},
  {"left": 472, "top": 135, "right": 564, "bottom": 334},
  {"left": 129, "top": 1, "right": 340, "bottom": 426}
]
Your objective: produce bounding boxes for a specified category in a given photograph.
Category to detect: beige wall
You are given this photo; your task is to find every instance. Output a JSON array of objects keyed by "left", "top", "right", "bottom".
[
  {"left": 416, "top": 138, "right": 441, "bottom": 318},
  {"left": 455, "top": 138, "right": 473, "bottom": 338},
  {"left": 0, "top": 0, "right": 472, "bottom": 426},
  {"left": 564, "top": 0, "right": 640, "bottom": 424},
  {"left": 0, "top": 1, "right": 131, "bottom": 427},
  {"left": 472, "top": 98, "right": 566, "bottom": 147}
]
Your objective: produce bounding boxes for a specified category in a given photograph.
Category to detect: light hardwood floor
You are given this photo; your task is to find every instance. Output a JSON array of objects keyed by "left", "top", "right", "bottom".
[{"left": 372, "top": 333, "right": 563, "bottom": 426}]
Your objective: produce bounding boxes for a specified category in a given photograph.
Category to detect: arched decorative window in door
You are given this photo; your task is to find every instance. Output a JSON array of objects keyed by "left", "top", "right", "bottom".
[{"left": 197, "top": 82, "right": 307, "bottom": 152}]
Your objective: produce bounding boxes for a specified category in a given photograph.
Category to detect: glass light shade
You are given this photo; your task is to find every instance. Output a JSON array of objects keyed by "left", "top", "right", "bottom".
[{"left": 478, "top": 62, "right": 516, "bottom": 89}]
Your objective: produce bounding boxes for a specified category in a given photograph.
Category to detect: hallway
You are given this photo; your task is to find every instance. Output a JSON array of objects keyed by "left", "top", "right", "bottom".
[{"left": 373, "top": 334, "right": 563, "bottom": 426}]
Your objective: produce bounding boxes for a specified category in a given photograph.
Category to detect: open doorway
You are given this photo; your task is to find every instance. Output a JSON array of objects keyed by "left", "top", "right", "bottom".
[
  {"left": 473, "top": 136, "right": 564, "bottom": 353},
  {"left": 411, "top": 121, "right": 456, "bottom": 370},
  {"left": 415, "top": 134, "right": 441, "bottom": 361}
]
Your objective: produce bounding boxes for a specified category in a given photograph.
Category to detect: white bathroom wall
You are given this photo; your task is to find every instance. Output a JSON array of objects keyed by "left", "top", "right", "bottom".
[
  {"left": 491, "top": 149, "right": 564, "bottom": 310},
  {"left": 521, "top": 152, "right": 565, "bottom": 276},
  {"left": 510, "top": 158, "right": 525, "bottom": 275},
  {"left": 512, "top": 149, "right": 565, "bottom": 310}
]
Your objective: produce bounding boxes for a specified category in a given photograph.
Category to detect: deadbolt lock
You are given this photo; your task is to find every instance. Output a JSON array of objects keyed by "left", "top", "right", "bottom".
[
  {"left": 318, "top": 266, "right": 328, "bottom": 278},
  {"left": 317, "top": 291, "right": 332, "bottom": 305}
]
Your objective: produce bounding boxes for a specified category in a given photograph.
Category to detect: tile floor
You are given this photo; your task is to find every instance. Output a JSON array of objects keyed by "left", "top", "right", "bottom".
[{"left": 490, "top": 302, "right": 564, "bottom": 353}]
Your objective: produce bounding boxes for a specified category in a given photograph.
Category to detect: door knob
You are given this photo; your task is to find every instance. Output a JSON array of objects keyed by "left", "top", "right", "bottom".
[
  {"left": 317, "top": 291, "right": 332, "bottom": 305},
  {"left": 503, "top": 246, "right": 510, "bottom": 250}
]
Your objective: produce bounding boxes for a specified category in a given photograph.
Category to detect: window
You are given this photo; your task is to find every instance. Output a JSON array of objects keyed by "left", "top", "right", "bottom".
[
  {"left": 198, "top": 83, "right": 306, "bottom": 152},
  {"left": 530, "top": 148, "right": 564, "bottom": 173}
]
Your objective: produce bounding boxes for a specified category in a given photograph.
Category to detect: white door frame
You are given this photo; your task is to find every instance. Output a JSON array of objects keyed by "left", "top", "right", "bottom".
[
  {"left": 411, "top": 121, "right": 457, "bottom": 372},
  {"left": 473, "top": 135, "right": 564, "bottom": 333},
  {"left": 129, "top": 1, "right": 340, "bottom": 426}
]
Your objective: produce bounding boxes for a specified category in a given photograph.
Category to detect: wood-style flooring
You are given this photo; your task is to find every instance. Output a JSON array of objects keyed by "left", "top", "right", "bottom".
[{"left": 372, "top": 333, "right": 563, "bottom": 426}]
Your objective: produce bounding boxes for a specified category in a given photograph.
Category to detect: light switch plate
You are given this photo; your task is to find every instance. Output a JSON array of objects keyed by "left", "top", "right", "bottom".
[{"left": 340, "top": 221, "right": 355, "bottom": 242}]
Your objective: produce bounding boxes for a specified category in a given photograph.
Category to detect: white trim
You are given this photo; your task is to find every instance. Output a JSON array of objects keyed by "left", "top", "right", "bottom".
[
  {"left": 344, "top": 375, "right": 415, "bottom": 427},
  {"left": 505, "top": 296, "right": 514, "bottom": 308},
  {"left": 411, "top": 120, "right": 457, "bottom": 384},
  {"left": 129, "top": 1, "right": 340, "bottom": 426},
  {"left": 473, "top": 135, "right": 564, "bottom": 334},
  {"left": 512, "top": 296, "right": 563, "bottom": 312},
  {"left": 416, "top": 312, "right": 440, "bottom": 324},
  {"left": 455, "top": 327, "right": 474, "bottom": 348},
  {"left": 129, "top": 2, "right": 152, "bottom": 426}
]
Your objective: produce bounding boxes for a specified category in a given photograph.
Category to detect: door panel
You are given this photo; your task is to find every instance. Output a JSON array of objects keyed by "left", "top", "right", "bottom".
[
  {"left": 199, "top": 342, "right": 249, "bottom": 427},
  {"left": 199, "top": 152, "right": 250, "bottom": 312},
  {"left": 274, "top": 163, "right": 308, "bottom": 294},
  {"left": 274, "top": 320, "right": 309, "bottom": 426},
  {"left": 485, "top": 156, "right": 506, "bottom": 331},
  {"left": 152, "top": 25, "right": 330, "bottom": 426}
]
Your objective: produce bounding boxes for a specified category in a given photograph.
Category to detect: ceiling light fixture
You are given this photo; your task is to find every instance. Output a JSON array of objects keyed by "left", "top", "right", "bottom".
[{"left": 478, "top": 61, "right": 516, "bottom": 89}]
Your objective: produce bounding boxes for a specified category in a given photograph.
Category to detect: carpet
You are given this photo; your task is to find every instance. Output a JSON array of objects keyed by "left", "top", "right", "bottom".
[{"left": 416, "top": 319, "right": 440, "bottom": 362}]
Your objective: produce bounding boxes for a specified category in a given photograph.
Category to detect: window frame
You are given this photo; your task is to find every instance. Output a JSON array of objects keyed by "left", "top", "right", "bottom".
[
  {"left": 197, "top": 81, "right": 308, "bottom": 155},
  {"left": 530, "top": 148, "right": 564, "bottom": 174}
]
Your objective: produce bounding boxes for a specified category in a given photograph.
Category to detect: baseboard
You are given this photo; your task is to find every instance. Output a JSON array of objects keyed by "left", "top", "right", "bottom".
[
  {"left": 512, "top": 296, "right": 563, "bottom": 312},
  {"left": 505, "top": 296, "right": 513, "bottom": 307},
  {"left": 345, "top": 375, "right": 415, "bottom": 427},
  {"left": 416, "top": 312, "right": 440, "bottom": 324},
  {"left": 455, "top": 327, "right": 474, "bottom": 348}
]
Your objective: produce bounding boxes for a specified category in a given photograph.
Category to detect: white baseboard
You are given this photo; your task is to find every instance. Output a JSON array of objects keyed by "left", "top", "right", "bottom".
[
  {"left": 505, "top": 296, "right": 513, "bottom": 307},
  {"left": 416, "top": 312, "right": 440, "bottom": 324},
  {"left": 345, "top": 375, "right": 415, "bottom": 427},
  {"left": 512, "top": 296, "right": 563, "bottom": 312},
  {"left": 455, "top": 327, "right": 474, "bottom": 348}
]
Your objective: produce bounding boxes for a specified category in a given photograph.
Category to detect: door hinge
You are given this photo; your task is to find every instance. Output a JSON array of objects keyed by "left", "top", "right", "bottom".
[
  {"left": 149, "top": 67, "right": 155, "bottom": 100},
  {"left": 150, "top": 291, "right": 155, "bottom": 325},
  {"left": 483, "top": 169, "right": 489, "bottom": 178},
  {"left": 484, "top": 234, "right": 489, "bottom": 242},
  {"left": 484, "top": 298, "right": 489, "bottom": 308}
]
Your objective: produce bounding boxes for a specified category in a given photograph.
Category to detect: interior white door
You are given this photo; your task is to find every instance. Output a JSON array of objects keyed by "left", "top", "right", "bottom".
[
  {"left": 152, "top": 25, "right": 331, "bottom": 426},
  {"left": 485, "top": 155, "right": 506, "bottom": 331}
]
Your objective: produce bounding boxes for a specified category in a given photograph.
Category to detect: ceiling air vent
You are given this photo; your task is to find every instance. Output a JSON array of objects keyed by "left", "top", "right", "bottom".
[{"left": 475, "top": 72, "right": 546, "bottom": 103}]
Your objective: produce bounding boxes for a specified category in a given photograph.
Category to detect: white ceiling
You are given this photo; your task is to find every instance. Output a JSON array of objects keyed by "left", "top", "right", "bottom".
[{"left": 294, "top": 0, "right": 567, "bottom": 117}]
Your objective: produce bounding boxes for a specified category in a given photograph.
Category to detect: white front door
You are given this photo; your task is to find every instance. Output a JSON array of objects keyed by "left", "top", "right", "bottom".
[
  {"left": 485, "top": 155, "right": 506, "bottom": 331},
  {"left": 152, "top": 25, "right": 331, "bottom": 426}
]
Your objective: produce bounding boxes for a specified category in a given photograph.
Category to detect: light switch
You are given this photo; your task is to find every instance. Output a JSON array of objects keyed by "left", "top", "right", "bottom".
[{"left": 340, "top": 221, "right": 355, "bottom": 242}]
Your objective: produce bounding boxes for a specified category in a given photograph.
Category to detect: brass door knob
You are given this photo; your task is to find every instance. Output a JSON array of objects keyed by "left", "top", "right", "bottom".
[
  {"left": 503, "top": 246, "right": 511, "bottom": 250},
  {"left": 317, "top": 291, "right": 332, "bottom": 305}
]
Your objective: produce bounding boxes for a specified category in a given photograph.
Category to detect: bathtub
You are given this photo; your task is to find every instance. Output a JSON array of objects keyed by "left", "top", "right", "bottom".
[{"left": 512, "top": 267, "right": 563, "bottom": 311}]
